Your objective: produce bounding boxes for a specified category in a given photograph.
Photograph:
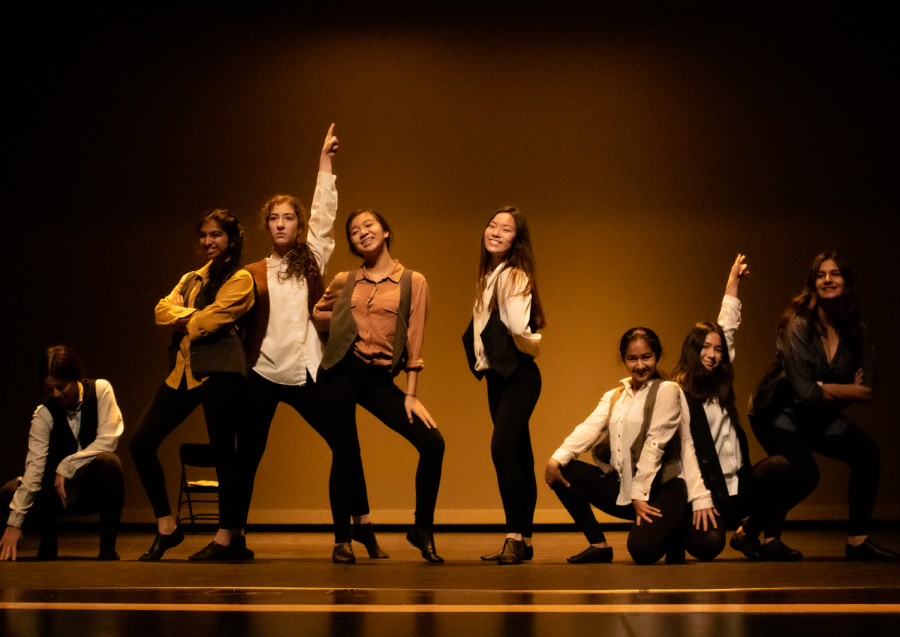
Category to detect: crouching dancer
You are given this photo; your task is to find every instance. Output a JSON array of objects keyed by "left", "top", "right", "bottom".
[{"left": 1, "top": 346, "right": 125, "bottom": 561}]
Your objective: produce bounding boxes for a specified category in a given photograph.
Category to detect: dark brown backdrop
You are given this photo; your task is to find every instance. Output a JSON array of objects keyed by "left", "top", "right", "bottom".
[{"left": 6, "top": 4, "right": 896, "bottom": 524}]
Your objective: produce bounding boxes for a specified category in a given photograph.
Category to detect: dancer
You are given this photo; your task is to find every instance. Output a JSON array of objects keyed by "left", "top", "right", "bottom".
[
  {"left": 462, "top": 206, "right": 544, "bottom": 565},
  {"left": 673, "top": 255, "right": 799, "bottom": 561},
  {"left": 1, "top": 346, "right": 124, "bottom": 561},
  {"left": 129, "top": 209, "right": 254, "bottom": 561},
  {"left": 314, "top": 209, "right": 446, "bottom": 563},
  {"left": 750, "top": 251, "right": 896, "bottom": 561},
  {"left": 545, "top": 328, "right": 712, "bottom": 564},
  {"left": 235, "top": 125, "right": 385, "bottom": 562}
]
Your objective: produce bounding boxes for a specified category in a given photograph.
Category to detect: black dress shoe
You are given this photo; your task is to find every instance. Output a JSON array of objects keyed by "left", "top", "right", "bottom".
[
  {"left": 763, "top": 538, "right": 803, "bottom": 562},
  {"left": 481, "top": 542, "right": 534, "bottom": 561},
  {"left": 332, "top": 542, "right": 356, "bottom": 564},
  {"left": 730, "top": 530, "right": 764, "bottom": 561},
  {"left": 406, "top": 527, "right": 444, "bottom": 563},
  {"left": 846, "top": 539, "right": 900, "bottom": 561},
  {"left": 497, "top": 538, "right": 525, "bottom": 565},
  {"left": 228, "top": 536, "right": 255, "bottom": 561},
  {"left": 139, "top": 528, "right": 185, "bottom": 562},
  {"left": 567, "top": 546, "right": 613, "bottom": 564},
  {"left": 97, "top": 549, "right": 120, "bottom": 561},
  {"left": 352, "top": 523, "right": 389, "bottom": 558}
]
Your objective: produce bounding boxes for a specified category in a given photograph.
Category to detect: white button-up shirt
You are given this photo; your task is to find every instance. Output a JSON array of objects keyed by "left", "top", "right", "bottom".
[
  {"left": 8, "top": 379, "right": 124, "bottom": 528},
  {"left": 253, "top": 171, "right": 337, "bottom": 385},
  {"left": 472, "top": 263, "right": 541, "bottom": 372}
]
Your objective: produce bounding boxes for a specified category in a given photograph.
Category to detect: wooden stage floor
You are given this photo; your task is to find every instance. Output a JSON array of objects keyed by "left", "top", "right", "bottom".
[{"left": 2, "top": 527, "right": 898, "bottom": 636}]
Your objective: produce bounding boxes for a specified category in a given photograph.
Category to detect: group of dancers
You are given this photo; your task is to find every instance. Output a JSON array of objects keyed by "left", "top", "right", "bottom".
[{"left": 2, "top": 124, "right": 896, "bottom": 565}]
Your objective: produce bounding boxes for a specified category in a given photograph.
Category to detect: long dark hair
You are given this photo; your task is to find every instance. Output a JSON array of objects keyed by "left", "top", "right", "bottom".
[
  {"left": 38, "top": 345, "right": 84, "bottom": 382},
  {"left": 197, "top": 209, "right": 244, "bottom": 276},
  {"left": 672, "top": 322, "right": 739, "bottom": 422},
  {"left": 260, "top": 194, "right": 324, "bottom": 306},
  {"left": 474, "top": 206, "right": 546, "bottom": 331},
  {"left": 777, "top": 250, "right": 861, "bottom": 340},
  {"left": 345, "top": 209, "right": 393, "bottom": 258},
  {"left": 618, "top": 327, "right": 665, "bottom": 380}
]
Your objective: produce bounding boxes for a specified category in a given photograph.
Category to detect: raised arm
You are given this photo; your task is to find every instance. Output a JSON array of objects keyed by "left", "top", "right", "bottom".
[
  {"left": 308, "top": 124, "right": 339, "bottom": 274},
  {"left": 719, "top": 254, "right": 748, "bottom": 362},
  {"left": 319, "top": 122, "right": 338, "bottom": 175}
]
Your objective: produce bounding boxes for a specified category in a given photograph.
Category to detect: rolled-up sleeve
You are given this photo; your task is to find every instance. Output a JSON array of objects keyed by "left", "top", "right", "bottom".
[
  {"left": 780, "top": 320, "right": 824, "bottom": 408},
  {"left": 551, "top": 389, "right": 613, "bottom": 467},
  {"left": 631, "top": 382, "right": 682, "bottom": 501}
]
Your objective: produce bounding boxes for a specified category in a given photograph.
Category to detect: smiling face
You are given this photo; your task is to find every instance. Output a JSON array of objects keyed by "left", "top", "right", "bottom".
[
  {"left": 816, "top": 258, "right": 845, "bottom": 301},
  {"left": 45, "top": 375, "right": 80, "bottom": 410},
  {"left": 484, "top": 212, "right": 516, "bottom": 264},
  {"left": 349, "top": 212, "right": 388, "bottom": 258},
  {"left": 199, "top": 219, "right": 231, "bottom": 264},
  {"left": 700, "top": 330, "right": 723, "bottom": 371},
  {"left": 623, "top": 338, "right": 658, "bottom": 390}
]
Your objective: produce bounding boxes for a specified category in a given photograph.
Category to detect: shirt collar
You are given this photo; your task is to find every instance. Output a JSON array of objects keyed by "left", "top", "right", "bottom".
[
  {"left": 358, "top": 259, "right": 403, "bottom": 284},
  {"left": 621, "top": 377, "right": 656, "bottom": 396},
  {"left": 66, "top": 382, "right": 85, "bottom": 416}
]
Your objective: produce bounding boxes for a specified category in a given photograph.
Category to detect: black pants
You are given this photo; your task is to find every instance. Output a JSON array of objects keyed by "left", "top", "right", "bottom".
[
  {"left": 1, "top": 452, "right": 124, "bottom": 551},
  {"left": 485, "top": 360, "right": 541, "bottom": 536},
  {"left": 750, "top": 415, "right": 880, "bottom": 537},
  {"left": 233, "top": 370, "right": 370, "bottom": 542},
  {"left": 553, "top": 459, "right": 688, "bottom": 564},
  {"left": 319, "top": 355, "right": 445, "bottom": 531},
  {"left": 683, "top": 455, "right": 793, "bottom": 560},
  {"left": 129, "top": 373, "right": 244, "bottom": 529}
]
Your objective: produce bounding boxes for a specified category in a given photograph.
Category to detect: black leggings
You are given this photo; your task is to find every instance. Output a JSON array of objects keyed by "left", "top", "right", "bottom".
[
  {"left": 684, "top": 455, "right": 793, "bottom": 560},
  {"left": 2, "top": 452, "right": 124, "bottom": 549},
  {"left": 750, "top": 416, "right": 880, "bottom": 537},
  {"left": 319, "top": 355, "right": 445, "bottom": 531},
  {"left": 129, "top": 373, "right": 244, "bottom": 528},
  {"left": 485, "top": 360, "right": 541, "bottom": 536},
  {"left": 233, "top": 370, "right": 370, "bottom": 542},
  {"left": 553, "top": 459, "right": 688, "bottom": 564}
]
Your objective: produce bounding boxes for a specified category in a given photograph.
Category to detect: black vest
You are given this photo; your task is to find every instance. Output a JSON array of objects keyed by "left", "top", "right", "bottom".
[
  {"left": 320, "top": 268, "right": 414, "bottom": 377},
  {"left": 41, "top": 379, "right": 98, "bottom": 486},
  {"left": 168, "top": 263, "right": 249, "bottom": 378},
  {"left": 462, "top": 311, "right": 534, "bottom": 380},
  {"left": 686, "top": 395, "right": 751, "bottom": 519}
]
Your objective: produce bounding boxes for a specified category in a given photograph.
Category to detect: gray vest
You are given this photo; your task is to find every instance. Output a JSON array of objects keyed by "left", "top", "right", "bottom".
[
  {"left": 590, "top": 380, "right": 682, "bottom": 486},
  {"left": 320, "top": 268, "right": 414, "bottom": 377}
]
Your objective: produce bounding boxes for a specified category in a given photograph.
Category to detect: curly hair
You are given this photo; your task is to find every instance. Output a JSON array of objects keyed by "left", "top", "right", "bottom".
[
  {"left": 38, "top": 345, "right": 85, "bottom": 382},
  {"left": 474, "top": 206, "right": 546, "bottom": 332},
  {"left": 777, "top": 250, "right": 861, "bottom": 340},
  {"left": 260, "top": 195, "right": 324, "bottom": 308},
  {"left": 672, "top": 322, "right": 739, "bottom": 423},
  {"left": 198, "top": 209, "right": 244, "bottom": 274}
]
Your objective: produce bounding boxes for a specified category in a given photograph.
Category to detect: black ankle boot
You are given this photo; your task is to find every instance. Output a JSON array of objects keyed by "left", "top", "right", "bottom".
[
  {"left": 352, "top": 523, "right": 389, "bottom": 558},
  {"left": 406, "top": 526, "right": 444, "bottom": 563}
]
